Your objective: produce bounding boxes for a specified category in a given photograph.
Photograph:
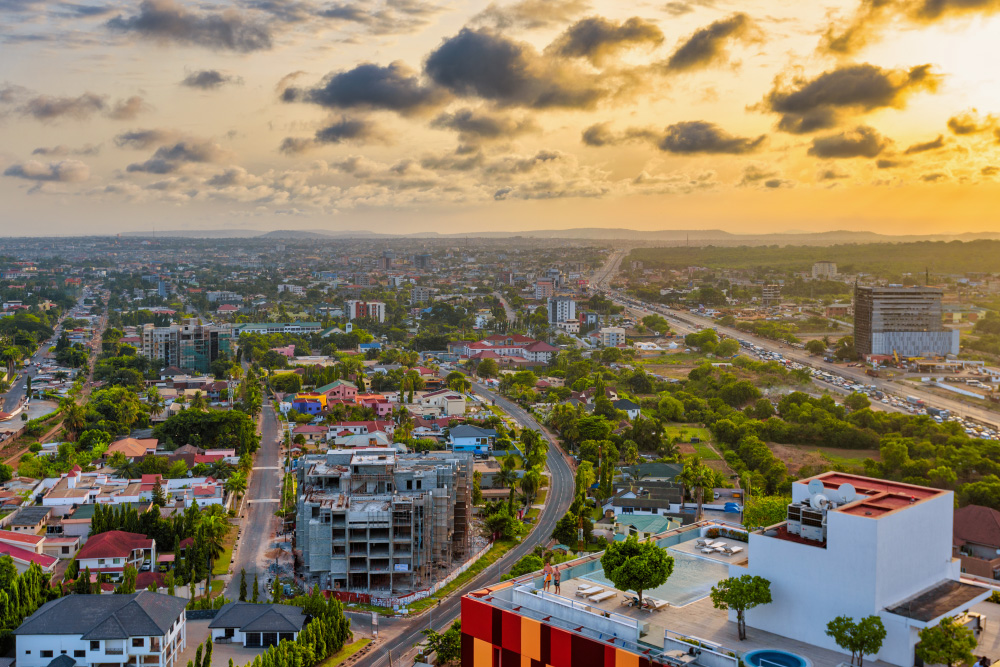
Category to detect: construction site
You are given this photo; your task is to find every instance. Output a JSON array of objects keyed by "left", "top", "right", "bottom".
[{"left": 294, "top": 448, "right": 473, "bottom": 595}]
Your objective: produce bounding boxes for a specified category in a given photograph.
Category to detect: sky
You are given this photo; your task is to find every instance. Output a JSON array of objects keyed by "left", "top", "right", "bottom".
[{"left": 2, "top": 0, "right": 1000, "bottom": 236}]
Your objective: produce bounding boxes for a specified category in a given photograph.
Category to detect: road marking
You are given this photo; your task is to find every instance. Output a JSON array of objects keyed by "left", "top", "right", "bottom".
[
  {"left": 253, "top": 466, "right": 280, "bottom": 470},
  {"left": 248, "top": 499, "right": 280, "bottom": 503}
]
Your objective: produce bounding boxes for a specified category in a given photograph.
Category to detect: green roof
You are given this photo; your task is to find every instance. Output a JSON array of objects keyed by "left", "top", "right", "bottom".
[
  {"left": 315, "top": 379, "right": 357, "bottom": 393},
  {"left": 614, "top": 514, "right": 675, "bottom": 535},
  {"left": 70, "top": 502, "right": 153, "bottom": 519}
]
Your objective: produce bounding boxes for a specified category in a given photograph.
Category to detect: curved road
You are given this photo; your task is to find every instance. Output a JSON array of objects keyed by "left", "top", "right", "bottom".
[{"left": 355, "top": 383, "right": 575, "bottom": 667}]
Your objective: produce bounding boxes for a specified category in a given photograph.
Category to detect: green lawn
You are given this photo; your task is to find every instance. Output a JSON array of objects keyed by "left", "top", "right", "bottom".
[
  {"left": 317, "top": 639, "right": 371, "bottom": 667},
  {"left": 663, "top": 424, "right": 713, "bottom": 442},
  {"left": 536, "top": 488, "right": 547, "bottom": 505},
  {"left": 525, "top": 508, "right": 539, "bottom": 519},
  {"left": 212, "top": 526, "right": 237, "bottom": 576}
]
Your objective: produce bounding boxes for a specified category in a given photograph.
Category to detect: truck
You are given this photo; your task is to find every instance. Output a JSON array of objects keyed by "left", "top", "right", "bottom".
[
  {"left": 906, "top": 396, "right": 924, "bottom": 406},
  {"left": 866, "top": 368, "right": 881, "bottom": 378},
  {"left": 926, "top": 407, "right": 951, "bottom": 419}
]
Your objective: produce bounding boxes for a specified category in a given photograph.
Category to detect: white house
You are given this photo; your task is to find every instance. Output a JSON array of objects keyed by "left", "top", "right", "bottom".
[
  {"left": 447, "top": 425, "right": 496, "bottom": 453},
  {"left": 420, "top": 390, "right": 466, "bottom": 417},
  {"left": 739, "top": 472, "right": 991, "bottom": 667},
  {"left": 15, "top": 591, "right": 187, "bottom": 667},
  {"left": 208, "top": 602, "right": 306, "bottom": 648},
  {"left": 612, "top": 399, "right": 641, "bottom": 420},
  {"left": 75, "top": 530, "right": 155, "bottom": 581},
  {"left": 0, "top": 530, "right": 58, "bottom": 574}
]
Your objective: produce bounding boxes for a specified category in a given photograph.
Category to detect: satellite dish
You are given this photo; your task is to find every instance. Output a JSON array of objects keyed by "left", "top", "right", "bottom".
[
  {"left": 807, "top": 479, "right": 825, "bottom": 496},
  {"left": 810, "top": 493, "right": 830, "bottom": 510},
  {"left": 838, "top": 483, "right": 857, "bottom": 503}
]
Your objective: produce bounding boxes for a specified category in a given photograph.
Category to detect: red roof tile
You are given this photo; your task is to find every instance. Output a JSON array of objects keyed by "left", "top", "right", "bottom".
[{"left": 77, "top": 530, "right": 153, "bottom": 560}]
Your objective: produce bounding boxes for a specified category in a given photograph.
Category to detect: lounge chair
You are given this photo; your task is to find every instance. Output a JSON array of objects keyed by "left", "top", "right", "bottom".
[
  {"left": 695, "top": 538, "right": 710, "bottom": 546},
  {"left": 576, "top": 585, "right": 603, "bottom": 598},
  {"left": 727, "top": 546, "right": 744, "bottom": 555},
  {"left": 589, "top": 590, "right": 617, "bottom": 603},
  {"left": 621, "top": 595, "right": 641, "bottom": 607},
  {"left": 643, "top": 597, "right": 669, "bottom": 612},
  {"left": 700, "top": 547, "right": 715, "bottom": 554},
  {"left": 709, "top": 541, "right": 727, "bottom": 549}
]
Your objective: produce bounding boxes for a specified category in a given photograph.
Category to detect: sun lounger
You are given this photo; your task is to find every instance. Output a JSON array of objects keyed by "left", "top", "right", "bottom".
[
  {"left": 701, "top": 547, "right": 715, "bottom": 554},
  {"left": 695, "top": 538, "right": 710, "bottom": 546},
  {"left": 589, "top": 590, "right": 617, "bottom": 603},
  {"left": 709, "top": 541, "right": 727, "bottom": 548},
  {"left": 644, "top": 598, "right": 669, "bottom": 612},
  {"left": 622, "top": 595, "right": 641, "bottom": 607},
  {"left": 726, "top": 546, "right": 744, "bottom": 555},
  {"left": 576, "top": 585, "right": 603, "bottom": 598}
]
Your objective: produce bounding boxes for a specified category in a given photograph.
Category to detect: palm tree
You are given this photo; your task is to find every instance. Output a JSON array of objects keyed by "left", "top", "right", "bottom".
[
  {"left": 145, "top": 387, "right": 165, "bottom": 420},
  {"left": 61, "top": 400, "right": 87, "bottom": 440},
  {"left": 493, "top": 467, "right": 517, "bottom": 490},
  {"left": 677, "top": 456, "right": 714, "bottom": 520},
  {"left": 225, "top": 471, "right": 247, "bottom": 500},
  {"left": 396, "top": 409, "right": 414, "bottom": 442},
  {"left": 113, "top": 457, "right": 139, "bottom": 480},
  {"left": 190, "top": 391, "right": 208, "bottom": 410},
  {"left": 520, "top": 469, "right": 540, "bottom": 506},
  {"left": 1, "top": 346, "right": 22, "bottom": 378},
  {"left": 207, "top": 460, "right": 234, "bottom": 480}
]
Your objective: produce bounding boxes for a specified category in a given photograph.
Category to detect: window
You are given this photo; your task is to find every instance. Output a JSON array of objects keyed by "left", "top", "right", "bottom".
[
  {"left": 133, "top": 639, "right": 144, "bottom": 647},
  {"left": 98, "top": 558, "right": 106, "bottom": 565},
  {"left": 416, "top": 480, "right": 422, "bottom": 490},
  {"left": 91, "top": 641, "right": 101, "bottom": 651},
  {"left": 41, "top": 651, "right": 53, "bottom": 658},
  {"left": 114, "top": 558, "right": 122, "bottom": 564},
  {"left": 74, "top": 651, "right": 86, "bottom": 658},
  {"left": 24, "top": 651, "right": 30, "bottom": 655},
  {"left": 406, "top": 480, "right": 412, "bottom": 490}
]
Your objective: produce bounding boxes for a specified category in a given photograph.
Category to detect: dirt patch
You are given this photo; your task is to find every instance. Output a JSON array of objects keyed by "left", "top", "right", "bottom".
[
  {"left": 678, "top": 443, "right": 697, "bottom": 456},
  {"left": 768, "top": 442, "right": 880, "bottom": 475}
]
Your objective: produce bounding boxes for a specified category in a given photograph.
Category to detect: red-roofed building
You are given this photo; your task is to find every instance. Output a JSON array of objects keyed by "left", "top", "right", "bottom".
[
  {"left": 325, "top": 420, "right": 394, "bottom": 438},
  {"left": 0, "top": 542, "right": 57, "bottom": 573},
  {"left": 460, "top": 335, "right": 557, "bottom": 366},
  {"left": 292, "top": 424, "right": 327, "bottom": 443},
  {"left": 76, "top": 530, "right": 155, "bottom": 580}
]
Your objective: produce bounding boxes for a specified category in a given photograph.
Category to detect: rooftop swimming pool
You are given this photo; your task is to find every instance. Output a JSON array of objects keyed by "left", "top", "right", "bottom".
[
  {"left": 743, "top": 649, "right": 812, "bottom": 667},
  {"left": 580, "top": 548, "right": 730, "bottom": 606}
]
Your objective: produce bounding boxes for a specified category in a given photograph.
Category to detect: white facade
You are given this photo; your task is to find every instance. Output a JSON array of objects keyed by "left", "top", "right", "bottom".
[
  {"left": 17, "top": 624, "right": 186, "bottom": 667},
  {"left": 740, "top": 473, "right": 990, "bottom": 667},
  {"left": 547, "top": 296, "right": 576, "bottom": 324},
  {"left": 599, "top": 327, "right": 626, "bottom": 347},
  {"left": 345, "top": 300, "right": 386, "bottom": 323}
]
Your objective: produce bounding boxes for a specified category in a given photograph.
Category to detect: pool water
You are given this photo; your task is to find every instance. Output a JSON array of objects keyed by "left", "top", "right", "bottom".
[
  {"left": 743, "top": 650, "right": 811, "bottom": 667},
  {"left": 581, "top": 549, "right": 730, "bottom": 606}
]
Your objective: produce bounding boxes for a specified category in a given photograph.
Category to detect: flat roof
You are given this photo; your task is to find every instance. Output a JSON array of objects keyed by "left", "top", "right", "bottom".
[
  {"left": 803, "top": 472, "right": 944, "bottom": 501},
  {"left": 886, "top": 580, "right": 990, "bottom": 622}
]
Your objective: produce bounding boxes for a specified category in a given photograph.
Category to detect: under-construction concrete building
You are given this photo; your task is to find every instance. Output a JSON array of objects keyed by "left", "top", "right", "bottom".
[
  {"left": 295, "top": 448, "right": 473, "bottom": 594},
  {"left": 853, "top": 285, "right": 959, "bottom": 358}
]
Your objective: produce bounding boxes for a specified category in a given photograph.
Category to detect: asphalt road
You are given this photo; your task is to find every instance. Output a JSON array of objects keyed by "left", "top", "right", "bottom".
[
  {"left": 355, "top": 384, "right": 575, "bottom": 667},
  {"left": 225, "top": 403, "right": 282, "bottom": 600}
]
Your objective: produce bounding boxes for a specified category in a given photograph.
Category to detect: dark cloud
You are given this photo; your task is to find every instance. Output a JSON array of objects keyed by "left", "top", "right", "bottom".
[
  {"left": 431, "top": 108, "right": 537, "bottom": 142},
  {"left": 911, "top": 0, "right": 1000, "bottom": 22},
  {"left": 904, "top": 134, "right": 945, "bottom": 154},
  {"left": 419, "top": 148, "right": 484, "bottom": 171},
  {"left": 61, "top": 3, "right": 115, "bottom": 16},
  {"left": 877, "top": 157, "right": 904, "bottom": 168},
  {"left": 127, "top": 138, "right": 227, "bottom": 173},
  {"left": 278, "top": 137, "right": 314, "bottom": 155},
  {"left": 807, "top": 125, "right": 891, "bottom": 158},
  {"left": 580, "top": 122, "right": 657, "bottom": 146},
  {"left": 283, "top": 61, "right": 447, "bottom": 115},
  {"left": 947, "top": 109, "right": 996, "bottom": 135},
  {"left": 425, "top": 28, "right": 606, "bottom": 109},
  {"left": 761, "top": 63, "right": 938, "bottom": 134},
  {"left": 106, "top": 95, "right": 150, "bottom": 120},
  {"left": 663, "top": 2, "right": 695, "bottom": 16},
  {"left": 738, "top": 164, "right": 778, "bottom": 186},
  {"left": 471, "top": 0, "right": 589, "bottom": 30},
  {"left": 280, "top": 118, "right": 388, "bottom": 153},
  {"left": 547, "top": 16, "right": 663, "bottom": 65},
  {"left": 3, "top": 159, "right": 90, "bottom": 182},
  {"left": 316, "top": 0, "right": 447, "bottom": 35},
  {"left": 663, "top": 13, "right": 756, "bottom": 73},
  {"left": 205, "top": 167, "right": 249, "bottom": 186},
  {"left": 763, "top": 178, "right": 792, "bottom": 188},
  {"left": 817, "top": 167, "right": 850, "bottom": 180},
  {"left": 114, "top": 128, "right": 180, "bottom": 149},
  {"left": 181, "top": 69, "right": 241, "bottom": 89},
  {"left": 19, "top": 92, "right": 105, "bottom": 120},
  {"left": 982, "top": 165, "right": 999, "bottom": 176},
  {"left": 32, "top": 144, "right": 100, "bottom": 156},
  {"left": 107, "top": 0, "right": 272, "bottom": 52},
  {"left": 920, "top": 171, "right": 947, "bottom": 182},
  {"left": 658, "top": 120, "right": 765, "bottom": 154},
  {"left": 0, "top": 83, "right": 29, "bottom": 104}
]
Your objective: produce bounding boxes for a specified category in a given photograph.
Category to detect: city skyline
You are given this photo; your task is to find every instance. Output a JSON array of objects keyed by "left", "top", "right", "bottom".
[{"left": 2, "top": 0, "right": 1000, "bottom": 235}]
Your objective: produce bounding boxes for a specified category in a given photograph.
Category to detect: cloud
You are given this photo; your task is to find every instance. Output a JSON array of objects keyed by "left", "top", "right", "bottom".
[
  {"left": 280, "top": 117, "right": 390, "bottom": 153},
  {"left": 283, "top": 61, "right": 447, "bottom": 115},
  {"left": 738, "top": 163, "right": 778, "bottom": 186},
  {"left": 817, "top": 166, "right": 850, "bottom": 180},
  {"left": 657, "top": 120, "right": 765, "bottom": 154},
  {"left": 32, "top": 144, "right": 101, "bottom": 156},
  {"left": 430, "top": 107, "right": 537, "bottom": 142},
  {"left": 471, "top": 0, "right": 589, "bottom": 30},
  {"left": 663, "top": 13, "right": 756, "bottom": 73},
  {"left": 205, "top": 167, "right": 251, "bottom": 187},
  {"left": 19, "top": 92, "right": 105, "bottom": 120},
  {"left": 107, "top": 0, "right": 272, "bottom": 52},
  {"left": 920, "top": 171, "right": 947, "bottom": 182},
  {"left": 316, "top": 0, "right": 448, "bottom": 35},
  {"left": 547, "top": 16, "right": 663, "bottom": 65},
  {"left": 807, "top": 125, "right": 892, "bottom": 158},
  {"left": 181, "top": 69, "right": 242, "bottom": 89},
  {"left": 580, "top": 121, "right": 657, "bottom": 146},
  {"left": 114, "top": 128, "right": 181, "bottom": 149},
  {"left": 904, "top": 134, "right": 945, "bottom": 154},
  {"left": 663, "top": 2, "right": 695, "bottom": 16},
  {"left": 425, "top": 28, "right": 608, "bottom": 109},
  {"left": 4, "top": 159, "right": 90, "bottom": 182},
  {"left": 107, "top": 95, "right": 150, "bottom": 120},
  {"left": 761, "top": 63, "right": 939, "bottom": 134},
  {"left": 982, "top": 165, "right": 999, "bottom": 176},
  {"left": 947, "top": 109, "right": 996, "bottom": 135},
  {"left": 877, "top": 157, "right": 904, "bottom": 168},
  {"left": 127, "top": 138, "right": 228, "bottom": 173}
]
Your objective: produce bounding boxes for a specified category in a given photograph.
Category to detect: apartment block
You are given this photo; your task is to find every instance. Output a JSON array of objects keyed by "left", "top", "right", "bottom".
[
  {"left": 411, "top": 285, "right": 432, "bottom": 305},
  {"left": 547, "top": 296, "right": 576, "bottom": 324},
  {"left": 812, "top": 261, "right": 838, "bottom": 279},
  {"left": 345, "top": 300, "right": 386, "bottom": 323},
  {"left": 140, "top": 320, "right": 233, "bottom": 373},
  {"left": 534, "top": 280, "right": 554, "bottom": 300},
  {"left": 853, "top": 286, "right": 959, "bottom": 358},
  {"left": 598, "top": 327, "right": 626, "bottom": 347},
  {"left": 296, "top": 448, "right": 473, "bottom": 594},
  {"left": 762, "top": 284, "right": 781, "bottom": 307}
]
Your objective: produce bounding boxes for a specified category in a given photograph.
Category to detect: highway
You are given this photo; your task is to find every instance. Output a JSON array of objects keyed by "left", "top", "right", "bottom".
[{"left": 355, "top": 382, "right": 575, "bottom": 667}]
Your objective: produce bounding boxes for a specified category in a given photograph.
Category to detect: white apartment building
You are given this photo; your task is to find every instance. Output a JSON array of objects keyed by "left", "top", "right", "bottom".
[
  {"left": 15, "top": 592, "right": 187, "bottom": 667},
  {"left": 741, "top": 472, "right": 990, "bottom": 667},
  {"left": 346, "top": 300, "right": 386, "bottom": 323},
  {"left": 277, "top": 284, "right": 305, "bottom": 295},
  {"left": 547, "top": 296, "right": 576, "bottom": 324},
  {"left": 599, "top": 327, "right": 626, "bottom": 347}
]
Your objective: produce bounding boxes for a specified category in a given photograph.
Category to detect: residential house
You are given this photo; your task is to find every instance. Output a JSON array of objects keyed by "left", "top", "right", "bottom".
[
  {"left": 292, "top": 424, "right": 326, "bottom": 444},
  {"left": 954, "top": 504, "right": 1000, "bottom": 582},
  {"left": 9, "top": 506, "right": 52, "bottom": 533},
  {"left": 448, "top": 425, "right": 496, "bottom": 454},
  {"left": 0, "top": 530, "right": 58, "bottom": 573},
  {"left": 420, "top": 390, "right": 466, "bottom": 417},
  {"left": 611, "top": 514, "right": 680, "bottom": 541},
  {"left": 208, "top": 603, "right": 306, "bottom": 648},
  {"left": 75, "top": 530, "right": 155, "bottom": 580},
  {"left": 612, "top": 399, "right": 641, "bottom": 420},
  {"left": 316, "top": 380, "right": 358, "bottom": 402},
  {"left": 104, "top": 438, "right": 158, "bottom": 461},
  {"left": 326, "top": 421, "right": 394, "bottom": 439},
  {"left": 15, "top": 591, "right": 187, "bottom": 667}
]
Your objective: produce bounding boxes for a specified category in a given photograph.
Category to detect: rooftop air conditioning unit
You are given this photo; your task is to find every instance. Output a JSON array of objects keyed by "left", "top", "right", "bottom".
[{"left": 786, "top": 502, "right": 802, "bottom": 535}]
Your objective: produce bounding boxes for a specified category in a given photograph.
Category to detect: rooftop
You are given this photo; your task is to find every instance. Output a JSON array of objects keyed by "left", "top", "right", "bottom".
[
  {"left": 15, "top": 591, "right": 186, "bottom": 638},
  {"left": 886, "top": 580, "right": 991, "bottom": 623}
]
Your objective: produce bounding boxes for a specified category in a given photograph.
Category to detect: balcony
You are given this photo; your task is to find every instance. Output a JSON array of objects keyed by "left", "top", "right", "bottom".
[{"left": 106, "top": 649, "right": 125, "bottom": 655}]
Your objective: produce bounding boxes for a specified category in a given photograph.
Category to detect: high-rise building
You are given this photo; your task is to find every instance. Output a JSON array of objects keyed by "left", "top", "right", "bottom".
[
  {"left": 296, "top": 448, "right": 472, "bottom": 594},
  {"left": 812, "top": 261, "right": 838, "bottom": 279},
  {"left": 762, "top": 284, "right": 781, "bottom": 307},
  {"left": 140, "top": 320, "right": 233, "bottom": 372},
  {"left": 547, "top": 296, "right": 576, "bottom": 324},
  {"left": 414, "top": 254, "right": 432, "bottom": 270},
  {"left": 534, "top": 280, "right": 554, "bottom": 300},
  {"left": 345, "top": 300, "right": 386, "bottom": 323},
  {"left": 853, "top": 285, "right": 959, "bottom": 358}
]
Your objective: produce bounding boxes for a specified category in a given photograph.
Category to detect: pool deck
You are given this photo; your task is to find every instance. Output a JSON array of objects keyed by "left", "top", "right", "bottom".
[
  {"left": 669, "top": 536, "right": 750, "bottom": 568},
  {"left": 561, "top": 576, "right": 899, "bottom": 667}
]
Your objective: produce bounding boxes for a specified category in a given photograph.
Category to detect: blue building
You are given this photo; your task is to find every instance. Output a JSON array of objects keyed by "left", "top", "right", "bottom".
[{"left": 447, "top": 425, "right": 497, "bottom": 454}]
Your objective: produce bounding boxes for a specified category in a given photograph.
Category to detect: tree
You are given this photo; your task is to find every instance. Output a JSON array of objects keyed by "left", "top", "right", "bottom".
[
  {"left": 600, "top": 535, "right": 674, "bottom": 606},
  {"left": 574, "top": 461, "right": 595, "bottom": 502},
  {"left": 202, "top": 640, "right": 213, "bottom": 667},
  {"left": 252, "top": 573, "right": 260, "bottom": 602},
  {"left": 76, "top": 565, "right": 92, "bottom": 594},
  {"left": 422, "top": 620, "right": 462, "bottom": 664},
  {"left": 677, "top": 456, "right": 714, "bottom": 520},
  {"left": 805, "top": 339, "right": 827, "bottom": 355},
  {"left": 743, "top": 496, "right": 792, "bottom": 529},
  {"left": 116, "top": 564, "right": 138, "bottom": 594},
  {"left": 151, "top": 478, "right": 167, "bottom": 507},
  {"left": 915, "top": 616, "right": 977, "bottom": 667},
  {"left": 710, "top": 575, "right": 773, "bottom": 640},
  {"left": 715, "top": 338, "right": 739, "bottom": 357},
  {"left": 843, "top": 392, "right": 871, "bottom": 411},
  {"left": 826, "top": 615, "right": 887, "bottom": 667},
  {"left": 239, "top": 568, "right": 247, "bottom": 602},
  {"left": 520, "top": 469, "right": 541, "bottom": 506}
]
